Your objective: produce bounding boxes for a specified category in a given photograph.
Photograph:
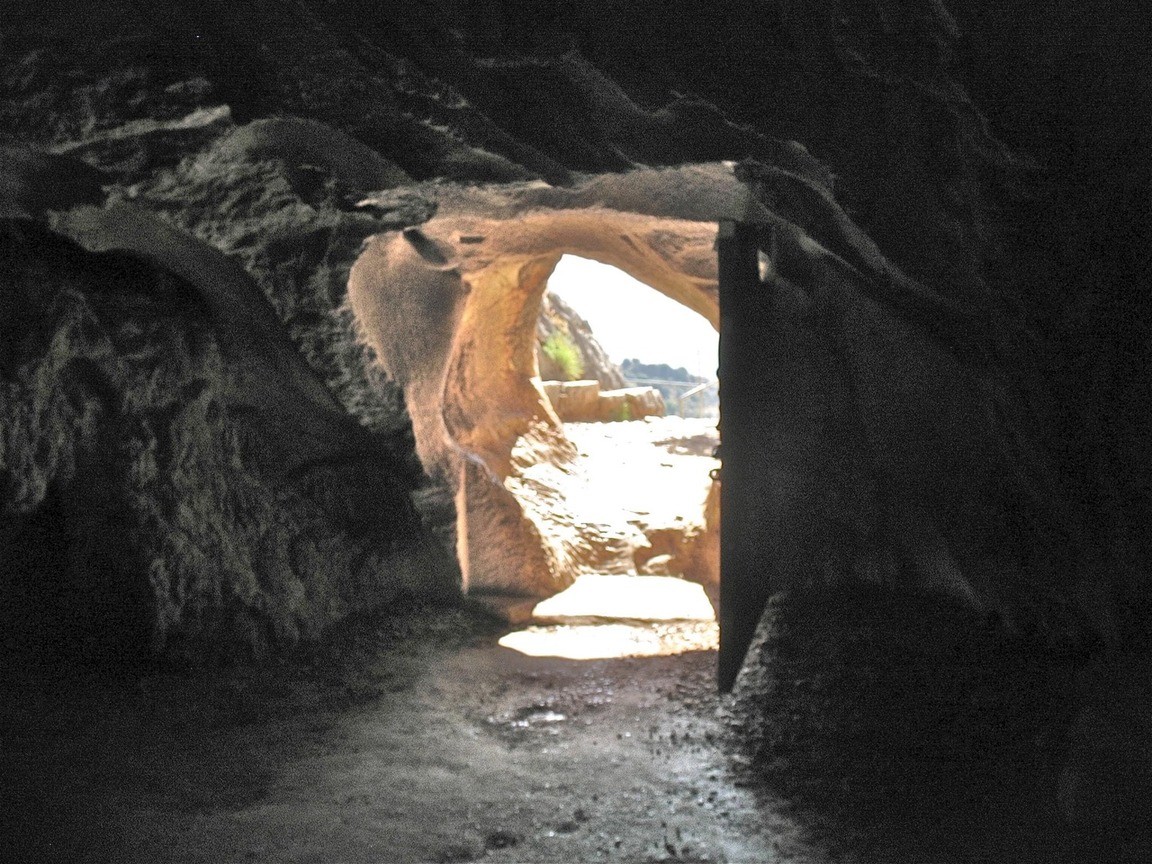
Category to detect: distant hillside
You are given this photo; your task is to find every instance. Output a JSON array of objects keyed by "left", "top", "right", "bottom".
[
  {"left": 621, "top": 359, "right": 718, "bottom": 417},
  {"left": 622, "top": 359, "right": 702, "bottom": 383}
]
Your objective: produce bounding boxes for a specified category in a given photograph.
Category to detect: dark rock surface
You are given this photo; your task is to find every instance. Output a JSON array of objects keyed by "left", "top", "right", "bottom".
[
  {"left": 734, "top": 587, "right": 1080, "bottom": 862},
  {"left": 0, "top": 1, "right": 1148, "bottom": 853},
  {"left": 1, "top": 212, "right": 456, "bottom": 661}
]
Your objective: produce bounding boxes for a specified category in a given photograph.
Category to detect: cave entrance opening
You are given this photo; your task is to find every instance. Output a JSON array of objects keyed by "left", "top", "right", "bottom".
[
  {"left": 347, "top": 204, "right": 728, "bottom": 666},
  {"left": 496, "top": 255, "right": 720, "bottom": 661}
]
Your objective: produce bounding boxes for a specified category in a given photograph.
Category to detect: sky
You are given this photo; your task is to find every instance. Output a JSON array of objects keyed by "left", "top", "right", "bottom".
[{"left": 546, "top": 255, "right": 718, "bottom": 379}]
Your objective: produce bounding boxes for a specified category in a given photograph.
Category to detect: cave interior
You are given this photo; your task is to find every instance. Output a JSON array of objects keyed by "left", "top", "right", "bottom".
[{"left": 1, "top": 0, "right": 1150, "bottom": 860}]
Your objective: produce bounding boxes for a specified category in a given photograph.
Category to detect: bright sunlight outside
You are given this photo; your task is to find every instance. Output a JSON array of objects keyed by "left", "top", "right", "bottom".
[
  {"left": 497, "top": 255, "right": 720, "bottom": 661},
  {"left": 546, "top": 255, "right": 718, "bottom": 379}
]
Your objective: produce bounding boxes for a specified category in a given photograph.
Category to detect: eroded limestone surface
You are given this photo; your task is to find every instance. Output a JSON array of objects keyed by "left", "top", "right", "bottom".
[{"left": 1, "top": 214, "right": 456, "bottom": 659}]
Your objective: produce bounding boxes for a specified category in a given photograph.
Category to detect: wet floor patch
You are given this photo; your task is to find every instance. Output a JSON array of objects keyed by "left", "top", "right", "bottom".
[
  {"left": 0, "top": 609, "right": 832, "bottom": 864},
  {"left": 487, "top": 703, "right": 569, "bottom": 733}
]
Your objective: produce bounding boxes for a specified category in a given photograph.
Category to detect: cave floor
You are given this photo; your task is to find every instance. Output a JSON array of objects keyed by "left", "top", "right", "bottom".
[
  {"left": 5, "top": 600, "right": 1138, "bottom": 864},
  {"left": 2, "top": 608, "right": 825, "bottom": 864},
  {"left": 1, "top": 410, "right": 1104, "bottom": 863}
]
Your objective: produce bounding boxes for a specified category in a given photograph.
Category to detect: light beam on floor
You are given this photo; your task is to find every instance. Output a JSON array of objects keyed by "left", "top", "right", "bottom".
[{"left": 498, "top": 575, "right": 718, "bottom": 659}]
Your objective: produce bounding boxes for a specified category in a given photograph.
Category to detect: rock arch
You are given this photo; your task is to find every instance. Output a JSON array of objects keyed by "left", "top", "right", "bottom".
[
  {"left": 349, "top": 169, "right": 733, "bottom": 598},
  {"left": 349, "top": 162, "right": 1057, "bottom": 666}
]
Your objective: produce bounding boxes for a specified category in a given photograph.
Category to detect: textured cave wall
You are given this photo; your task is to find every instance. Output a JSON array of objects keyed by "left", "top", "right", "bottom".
[
  {"left": 0, "top": 0, "right": 1145, "bottom": 662},
  {"left": 360, "top": 0, "right": 1008, "bottom": 299},
  {"left": 0, "top": 201, "right": 457, "bottom": 660},
  {"left": 948, "top": 0, "right": 1152, "bottom": 632},
  {"left": 1, "top": 0, "right": 994, "bottom": 455},
  {"left": 1, "top": 0, "right": 1146, "bottom": 840}
]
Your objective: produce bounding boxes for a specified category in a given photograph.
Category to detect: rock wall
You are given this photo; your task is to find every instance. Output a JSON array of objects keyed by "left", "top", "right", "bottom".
[
  {"left": 1, "top": 0, "right": 1146, "bottom": 842},
  {"left": 0, "top": 0, "right": 1144, "bottom": 665},
  {"left": 343, "top": 158, "right": 1072, "bottom": 644},
  {"left": 348, "top": 176, "right": 729, "bottom": 596},
  {"left": 1, "top": 188, "right": 457, "bottom": 660}
]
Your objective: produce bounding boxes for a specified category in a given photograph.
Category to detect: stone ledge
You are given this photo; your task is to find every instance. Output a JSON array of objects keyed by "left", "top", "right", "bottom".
[{"left": 542, "top": 379, "right": 665, "bottom": 423}]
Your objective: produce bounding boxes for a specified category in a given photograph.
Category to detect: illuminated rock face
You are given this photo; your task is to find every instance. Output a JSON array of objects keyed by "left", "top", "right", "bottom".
[
  {"left": 348, "top": 170, "right": 728, "bottom": 596},
  {"left": 542, "top": 381, "right": 665, "bottom": 423},
  {"left": 537, "top": 292, "right": 627, "bottom": 390}
]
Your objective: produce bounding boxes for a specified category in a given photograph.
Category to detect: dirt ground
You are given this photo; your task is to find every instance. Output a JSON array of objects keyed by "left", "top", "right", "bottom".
[
  {"left": 1, "top": 606, "right": 833, "bottom": 864},
  {"left": 7, "top": 597, "right": 1148, "bottom": 864}
]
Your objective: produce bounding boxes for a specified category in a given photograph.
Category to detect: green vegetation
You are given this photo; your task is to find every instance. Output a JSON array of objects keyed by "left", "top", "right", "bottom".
[
  {"left": 610, "top": 401, "right": 632, "bottom": 422},
  {"left": 541, "top": 331, "right": 584, "bottom": 381}
]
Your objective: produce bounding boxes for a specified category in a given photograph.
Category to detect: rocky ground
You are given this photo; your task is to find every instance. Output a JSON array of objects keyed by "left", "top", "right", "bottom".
[{"left": 3, "top": 416, "right": 767, "bottom": 864}]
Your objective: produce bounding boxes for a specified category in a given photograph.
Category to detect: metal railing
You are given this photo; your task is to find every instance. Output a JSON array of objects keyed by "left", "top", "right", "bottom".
[{"left": 623, "top": 377, "right": 718, "bottom": 416}]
